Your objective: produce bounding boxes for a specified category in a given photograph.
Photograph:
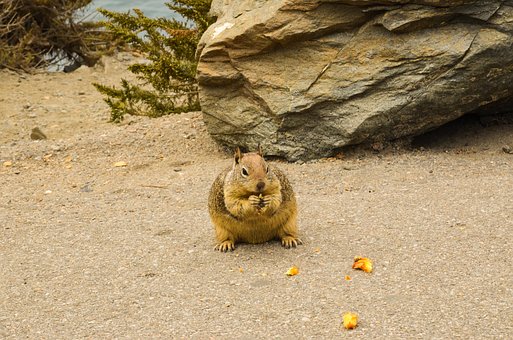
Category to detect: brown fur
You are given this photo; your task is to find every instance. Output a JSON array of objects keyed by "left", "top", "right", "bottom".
[{"left": 208, "top": 149, "right": 301, "bottom": 251}]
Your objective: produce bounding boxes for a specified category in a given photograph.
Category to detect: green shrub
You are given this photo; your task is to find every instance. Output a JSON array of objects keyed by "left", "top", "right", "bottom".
[{"left": 93, "top": 0, "right": 214, "bottom": 122}]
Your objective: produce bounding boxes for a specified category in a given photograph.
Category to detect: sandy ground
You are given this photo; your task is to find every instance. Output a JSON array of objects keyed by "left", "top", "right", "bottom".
[{"left": 1, "top": 54, "right": 513, "bottom": 339}]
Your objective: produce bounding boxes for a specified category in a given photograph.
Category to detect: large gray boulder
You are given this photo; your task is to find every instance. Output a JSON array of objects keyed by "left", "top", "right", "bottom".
[{"left": 197, "top": 0, "right": 513, "bottom": 160}]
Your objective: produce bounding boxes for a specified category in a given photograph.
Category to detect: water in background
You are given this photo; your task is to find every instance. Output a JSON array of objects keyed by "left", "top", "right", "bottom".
[
  {"left": 51, "top": 1, "right": 184, "bottom": 71},
  {"left": 89, "top": 0, "right": 181, "bottom": 20}
]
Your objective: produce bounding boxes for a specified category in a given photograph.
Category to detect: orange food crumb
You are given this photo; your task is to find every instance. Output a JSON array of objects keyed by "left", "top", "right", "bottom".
[
  {"left": 343, "top": 312, "right": 358, "bottom": 329},
  {"left": 286, "top": 265, "right": 299, "bottom": 276},
  {"left": 352, "top": 256, "right": 373, "bottom": 273}
]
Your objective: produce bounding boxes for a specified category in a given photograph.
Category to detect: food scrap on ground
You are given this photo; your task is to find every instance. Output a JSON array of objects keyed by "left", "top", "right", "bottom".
[
  {"left": 286, "top": 265, "right": 299, "bottom": 276},
  {"left": 343, "top": 312, "right": 359, "bottom": 329},
  {"left": 352, "top": 256, "right": 373, "bottom": 273}
]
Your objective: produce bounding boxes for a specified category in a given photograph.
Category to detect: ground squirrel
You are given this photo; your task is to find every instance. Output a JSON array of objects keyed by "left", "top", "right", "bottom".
[{"left": 208, "top": 147, "right": 302, "bottom": 252}]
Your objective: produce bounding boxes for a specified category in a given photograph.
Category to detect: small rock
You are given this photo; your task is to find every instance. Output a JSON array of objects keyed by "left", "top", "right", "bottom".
[
  {"left": 502, "top": 145, "right": 513, "bottom": 154},
  {"left": 78, "top": 91, "right": 86, "bottom": 95},
  {"left": 30, "top": 127, "right": 47, "bottom": 140},
  {"left": 113, "top": 161, "right": 128, "bottom": 167},
  {"left": 63, "top": 61, "right": 82, "bottom": 73},
  {"left": 80, "top": 183, "right": 93, "bottom": 193}
]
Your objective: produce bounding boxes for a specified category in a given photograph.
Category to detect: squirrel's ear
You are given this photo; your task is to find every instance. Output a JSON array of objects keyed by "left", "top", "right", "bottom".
[
  {"left": 257, "top": 144, "right": 263, "bottom": 156},
  {"left": 234, "top": 147, "right": 242, "bottom": 164}
]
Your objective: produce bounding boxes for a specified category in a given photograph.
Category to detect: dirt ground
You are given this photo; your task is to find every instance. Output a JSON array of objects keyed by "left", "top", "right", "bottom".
[{"left": 1, "top": 54, "right": 512, "bottom": 339}]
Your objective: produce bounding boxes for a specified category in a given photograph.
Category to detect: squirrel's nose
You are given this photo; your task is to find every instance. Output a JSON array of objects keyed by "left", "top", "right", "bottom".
[{"left": 256, "top": 181, "right": 265, "bottom": 191}]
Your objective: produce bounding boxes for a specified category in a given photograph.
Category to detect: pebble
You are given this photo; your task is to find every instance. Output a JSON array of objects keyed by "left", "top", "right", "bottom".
[
  {"left": 502, "top": 145, "right": 513, "bottom": 154},
  {"left": 30, "top": 127, "right": 47, "bottom": 140},
  {"left": 80, "top": 183, "right": 93, "bottom": 193}
]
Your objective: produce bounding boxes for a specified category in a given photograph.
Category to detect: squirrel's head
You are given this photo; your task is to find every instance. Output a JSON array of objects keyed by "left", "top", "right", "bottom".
[{"left": 230, "top": 146, "right": 279, "bottom": 195}]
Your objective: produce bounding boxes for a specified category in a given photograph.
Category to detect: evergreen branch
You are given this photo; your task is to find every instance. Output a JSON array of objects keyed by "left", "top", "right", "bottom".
[{"left": 94, "top": 0, "right": 213, "bottom": 121}]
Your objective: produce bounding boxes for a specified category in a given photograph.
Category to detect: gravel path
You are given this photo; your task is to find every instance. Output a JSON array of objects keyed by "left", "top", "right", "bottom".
[{"left": 1, "top": 58, "right": 512, "bottom": 338}]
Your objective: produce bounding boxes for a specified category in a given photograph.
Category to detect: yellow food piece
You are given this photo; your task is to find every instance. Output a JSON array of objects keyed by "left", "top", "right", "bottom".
[
  {"left": 343, "top": 312, "right": 358, "bottom": 329},
  {"left": 352, "top": 256, "right": 373, "bottom": 273},
  {"left": 286, "top": 265, "right": 299, "bottom": 276},
  {"left": 3, "top": 161, "right": 13, "bottom": 167},
  {"left": 344, "top": 275, "right": 351, "bottom": 281},
  {"left": 113, "top": 161, "right": 128, "bottom": 167}
]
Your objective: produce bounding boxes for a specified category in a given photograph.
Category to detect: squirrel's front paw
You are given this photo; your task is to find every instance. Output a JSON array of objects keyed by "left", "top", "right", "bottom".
[
  {"left": 260, "top": 195, "right": 274, "bottom": 212},
  {"left": 249, "top": 195, "right": 262, "bottom": 207},
  {"left": 281, "top": 236, "right": 303, "bottom": 249},
  {"left": 249, "top": 195, "right": 267, "bottom": 214},
  {"left": 214, "top": 240, "right": 235, "bottom": 252}
]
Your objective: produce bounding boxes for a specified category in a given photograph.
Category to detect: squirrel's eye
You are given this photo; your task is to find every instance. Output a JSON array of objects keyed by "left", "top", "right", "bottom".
[
  {"left": 266, "top": 166, "right": 269, "bottom": 173},
  {"left": 241, "top": 167, "right": 249, "bottom": 177}
]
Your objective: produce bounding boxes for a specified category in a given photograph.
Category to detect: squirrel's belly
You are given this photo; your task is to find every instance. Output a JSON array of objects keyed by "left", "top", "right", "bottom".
[{"left": 233, "top": 214, "right": 286, "bottom": 244}]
